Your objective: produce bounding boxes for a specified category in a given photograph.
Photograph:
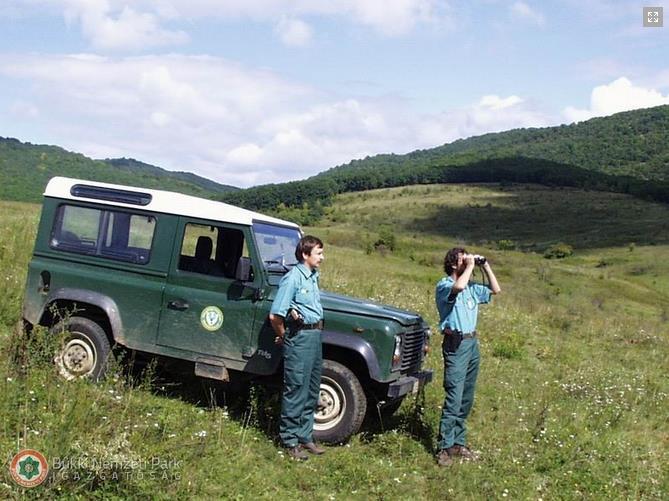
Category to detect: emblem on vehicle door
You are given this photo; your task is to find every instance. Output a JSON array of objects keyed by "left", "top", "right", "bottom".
[{"left": 200, "top": 306, "right": 224, "bottom": 331}]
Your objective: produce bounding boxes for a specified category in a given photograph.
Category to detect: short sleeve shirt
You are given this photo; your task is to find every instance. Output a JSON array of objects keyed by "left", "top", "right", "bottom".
[
  {"left": 435, "top": 276, "right": 492, "bottom": 333},
  {"left": 270, "top": 263, "right": 323, "bottom": 324}
]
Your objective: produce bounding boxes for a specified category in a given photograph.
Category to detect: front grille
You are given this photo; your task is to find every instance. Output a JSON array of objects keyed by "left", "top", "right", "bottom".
[{"left": 400, "top": 326, "right": 426, "bottom": 373}]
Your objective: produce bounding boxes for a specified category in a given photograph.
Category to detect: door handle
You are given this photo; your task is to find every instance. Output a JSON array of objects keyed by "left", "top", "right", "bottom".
[{"left": 167, "top": 299, "right": 189, "bottom": 311}]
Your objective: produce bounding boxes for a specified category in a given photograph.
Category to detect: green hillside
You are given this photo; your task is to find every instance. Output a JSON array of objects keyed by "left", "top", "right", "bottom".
[
  {"left": 103, "top": 158, "right": 236, "bottom": 195},
  {"left": 3, "top": 105, "right": 669, "bottom": 213},
  {"left": 0, "top": 137, "right": 237, "bottom": 203},
  {"left": 323, "top": 104, "right": 669, "bottom": 181},
  {"left": 223, "top": 106, "right": 669, "bottom": 220}
]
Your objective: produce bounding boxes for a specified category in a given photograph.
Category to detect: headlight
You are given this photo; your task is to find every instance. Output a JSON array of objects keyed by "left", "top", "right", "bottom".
[
  {"left": 424, "top": 328, "right": 432, "bottom": 355},
  {"left": 392, "top": 334, "right": 402, "bottom": 370}
]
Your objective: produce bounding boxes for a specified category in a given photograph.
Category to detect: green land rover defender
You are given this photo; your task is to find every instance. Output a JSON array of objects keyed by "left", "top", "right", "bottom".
[{"left": 22, "top": 177, "right": 433, "bottom": 443}]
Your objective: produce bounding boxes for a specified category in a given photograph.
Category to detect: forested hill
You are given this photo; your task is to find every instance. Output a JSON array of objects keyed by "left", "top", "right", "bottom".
[
  {"left": 319, "top": 104, "right": 669, "bottom": 182},
  {"left": 221, "top": 105, "right": 669, "bottom": 221},
  {"left": 2, "top": 105, "right": 668, "bottom": 213},
  {"left": 0, "top": 138, "right": 237, "bottom": 203}
]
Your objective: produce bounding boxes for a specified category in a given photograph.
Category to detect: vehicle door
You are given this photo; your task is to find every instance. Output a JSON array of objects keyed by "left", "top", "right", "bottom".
[
  {"left": 241, "top": 221, "right": 303, "bottom": 374},
  {"left": 157, "top": 218, "right": 261, "bottom": 367}
]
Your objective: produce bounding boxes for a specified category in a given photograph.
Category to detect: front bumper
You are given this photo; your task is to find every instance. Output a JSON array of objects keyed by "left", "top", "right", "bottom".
[{"left": 387, "top": 370, "right": 433, "bottom": 398}]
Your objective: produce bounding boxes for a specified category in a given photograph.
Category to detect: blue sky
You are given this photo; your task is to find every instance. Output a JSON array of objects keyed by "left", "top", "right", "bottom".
[{"left": 1, "top": 1, "right": 668, "bottom": 187}]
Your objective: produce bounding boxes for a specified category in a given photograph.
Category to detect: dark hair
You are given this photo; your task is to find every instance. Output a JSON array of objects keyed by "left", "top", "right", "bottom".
[
  {"left": 295, "top": 235, "right": 324, "bottom": 262},
  {"left": 444, "top": 247, "right": 466, "bottom": 275}
]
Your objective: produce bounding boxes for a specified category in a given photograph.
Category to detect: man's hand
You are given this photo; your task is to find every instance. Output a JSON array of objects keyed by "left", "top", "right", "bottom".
[
  {"left": 452, "top": 253, "right": 476, "bottom": 293},
  {"left": 269, "top": 313, "right": 286, "bottom": 345}
]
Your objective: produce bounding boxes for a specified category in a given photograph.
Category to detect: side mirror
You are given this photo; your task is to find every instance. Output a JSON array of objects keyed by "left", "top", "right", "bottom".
[{"left": 235, "top": 256, "right": 252, "bottom": 282}]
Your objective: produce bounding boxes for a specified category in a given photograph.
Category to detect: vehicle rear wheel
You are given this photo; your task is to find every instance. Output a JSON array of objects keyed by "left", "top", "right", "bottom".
[
  {"left": 314, "top": 359, "right": 367, "bottom": 444},
  {"left": 52, "top": 317, "right": 111, "bottom": 381}
]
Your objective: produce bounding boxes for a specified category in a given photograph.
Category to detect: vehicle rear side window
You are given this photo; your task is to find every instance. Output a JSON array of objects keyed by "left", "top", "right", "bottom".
[{"left": 50, "top": 204, "right": 156, "bottom": 265}]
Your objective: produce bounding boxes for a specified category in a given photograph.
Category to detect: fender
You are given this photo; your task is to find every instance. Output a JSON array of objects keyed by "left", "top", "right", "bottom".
[
  {"left": 40, "top": 288, "right": 125, "bottom": 343},
  {"left": 321, "top": 330, "right": 383, "bottom": 381}
]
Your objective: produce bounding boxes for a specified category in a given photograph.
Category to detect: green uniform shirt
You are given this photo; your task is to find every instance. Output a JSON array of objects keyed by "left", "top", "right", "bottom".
[
  {"left": 436, "top": 276, "right": 491, "bottom": 333},
  {"left": 270, "top": 263, "right": 323, "bottom": 324}
]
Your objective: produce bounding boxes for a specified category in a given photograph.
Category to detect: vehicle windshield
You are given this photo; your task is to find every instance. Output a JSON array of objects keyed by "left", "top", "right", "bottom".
[{"left": 252, "top": 222, "right": 301, "bottom": 277}]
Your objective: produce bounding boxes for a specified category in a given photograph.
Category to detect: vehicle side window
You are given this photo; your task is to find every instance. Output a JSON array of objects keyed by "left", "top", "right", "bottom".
[
  {"left": 50, "top": 204, "right": 155, "bottom": 264},
  {"left": 178, "top": 223, "right": 247, "bottom": 278}
]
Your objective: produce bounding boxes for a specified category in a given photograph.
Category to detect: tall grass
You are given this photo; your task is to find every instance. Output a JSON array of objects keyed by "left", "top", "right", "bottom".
[{"left": 1, "top": 186, "right": 668, "bottom": 499}]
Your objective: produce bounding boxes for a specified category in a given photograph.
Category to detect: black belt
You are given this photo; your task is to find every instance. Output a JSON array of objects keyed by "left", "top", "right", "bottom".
[
  {"left": 298, "top": 320, "right": 324, "bottom": 330},
  {"left": 443, "top": 328, "right": 477, "bottom": 339}
]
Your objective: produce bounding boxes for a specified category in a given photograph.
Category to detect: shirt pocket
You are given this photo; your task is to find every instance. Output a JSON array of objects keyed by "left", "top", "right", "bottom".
[{"left": 295, "top": 287, "right": 312, "bottom": 304}]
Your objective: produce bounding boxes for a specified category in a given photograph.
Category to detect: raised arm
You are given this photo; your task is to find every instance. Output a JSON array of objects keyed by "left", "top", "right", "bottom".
[
  {"left": 483, "top": 261, "right": 501, "bottom": 294},
  {"left": 452, "top": 254, "right": 476, "bottom": 293}
]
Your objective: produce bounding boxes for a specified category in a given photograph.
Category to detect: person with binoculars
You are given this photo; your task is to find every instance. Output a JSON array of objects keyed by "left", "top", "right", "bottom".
[{"left": 435, "top": 248, "right": 501, "bottom": 467}]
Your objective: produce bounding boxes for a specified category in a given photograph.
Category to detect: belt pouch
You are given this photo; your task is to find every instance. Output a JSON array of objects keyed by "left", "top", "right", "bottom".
[{"left": 443, "top": 330, "right": 463, "bottom": 353}]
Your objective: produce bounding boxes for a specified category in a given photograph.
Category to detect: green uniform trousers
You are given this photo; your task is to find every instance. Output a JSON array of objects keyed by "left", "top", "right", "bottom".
[
  {"left": 280, "top": 328, "right": 323, "bottom": 447},
  {"left": 438, "top": 336, "right": 480, "bottom": 450}
]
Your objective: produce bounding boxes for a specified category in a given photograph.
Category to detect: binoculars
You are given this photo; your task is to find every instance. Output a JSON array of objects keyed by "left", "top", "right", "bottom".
[{"left": 473, "top": 255, "right": 487, "bottom": 265}]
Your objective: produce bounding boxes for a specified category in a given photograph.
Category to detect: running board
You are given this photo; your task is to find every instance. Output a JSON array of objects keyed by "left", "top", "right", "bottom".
[{"left": 194, "top": 359, "right": 230, "bottom": 381}]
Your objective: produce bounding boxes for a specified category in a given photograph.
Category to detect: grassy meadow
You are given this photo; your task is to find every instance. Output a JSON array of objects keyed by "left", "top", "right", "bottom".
[{"left": 1, "top": 184, "right": 668, "bottom": 499}]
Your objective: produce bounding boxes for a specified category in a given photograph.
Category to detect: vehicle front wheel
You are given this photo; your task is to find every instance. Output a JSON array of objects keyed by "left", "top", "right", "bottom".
[
  {"left": 314, "top": 359, "right": 367, "bottom": 444},
  {"left": 52, "top": 317, "right": 111, "bottom": 381}
]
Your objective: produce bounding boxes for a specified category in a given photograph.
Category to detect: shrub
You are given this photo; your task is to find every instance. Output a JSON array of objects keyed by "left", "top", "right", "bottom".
[
  {"left": 543, "top": 242, "right": 573, "bottom": 259},
  {"left": 497, "top": 239, "right": 516, "bottom": 250},
  {"left": 374, "top": 225, "right": 396, "bottom": 252}
]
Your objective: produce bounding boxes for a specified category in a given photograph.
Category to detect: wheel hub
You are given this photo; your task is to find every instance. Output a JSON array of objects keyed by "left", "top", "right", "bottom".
[
  {"left": 314, "top": 376, "right": 346, "bottom": 430},
  {"left": 61, "top": 339, "right": 95, "bottom": 376}
]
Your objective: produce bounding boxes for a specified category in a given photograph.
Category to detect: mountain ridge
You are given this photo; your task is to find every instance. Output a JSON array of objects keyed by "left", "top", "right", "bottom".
[
  {"left": 0, "top": 137, "right": 237, "bottom": 203},
  {"left": 2, "top": 105, "right": 668, "bottom": 210}
]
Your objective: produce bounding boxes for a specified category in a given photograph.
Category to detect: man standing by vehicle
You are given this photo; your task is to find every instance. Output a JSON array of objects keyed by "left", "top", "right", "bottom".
[
  {"left": 435, "top": 248, "right": 501, "bottom": 467},
  {"left": 269, "top": 235, "right": 326, "bottom": 461}
]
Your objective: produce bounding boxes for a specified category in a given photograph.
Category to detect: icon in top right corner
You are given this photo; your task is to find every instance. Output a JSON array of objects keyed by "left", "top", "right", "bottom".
[{"left": 643, "top": 7, "right": 663, "bottom": 27}]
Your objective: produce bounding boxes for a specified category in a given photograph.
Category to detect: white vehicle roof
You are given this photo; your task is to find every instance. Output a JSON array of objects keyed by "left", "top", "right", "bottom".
[{"left": 44, "top": 177, "right": 300, "bottom": 229}]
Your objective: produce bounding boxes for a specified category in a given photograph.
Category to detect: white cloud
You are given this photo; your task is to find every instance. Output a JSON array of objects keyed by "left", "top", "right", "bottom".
[
  {"left": 165, "top": 0, "right": 450, "bottom": 35},
  {"left": 478, "top": 95, "right": 523, "bottom": 110},
  {"left": 0, "top": 53, "right": 552, "bottom": 187},
  {"left": 510, "top": 1, "right": 545, "bottom": 26},
  {"left": 563, "top": 77, "right": 669, "bottom": 122},
  {"left": 10, "top": 0, "right": 449, "bottom": 50},
  {"left": 275, "top": 16, "right": 313, "bottom": 46},
  {"left": 346, "top": 0, "right": 445, "bottom": 36},
  {"left": 416, "top": 94, "right": 550, "bottom": 146},
  {"left": 61, "top": 0, "right": 188, "bottom": 50},
  {"left": 226, "top": 143, "right": 263, "bottom": 165},
  {"left": 150, "top": 111, "right": 172, "bottom": 127}
]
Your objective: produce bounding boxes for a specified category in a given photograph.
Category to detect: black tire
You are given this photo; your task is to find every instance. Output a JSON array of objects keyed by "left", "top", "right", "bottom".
[
  {"left": 314, "top": 359, "right": 367, "bottom": 444},
  {"left": 52, "top": 317, "right": 111, "bottom": 381}
]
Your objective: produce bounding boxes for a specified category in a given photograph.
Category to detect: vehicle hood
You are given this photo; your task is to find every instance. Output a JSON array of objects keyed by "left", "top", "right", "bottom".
[{"left": 321, "top": 291, "right": 422, "bottom": 327}]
